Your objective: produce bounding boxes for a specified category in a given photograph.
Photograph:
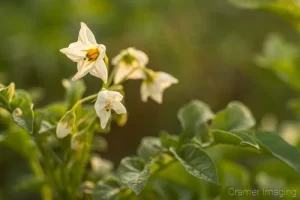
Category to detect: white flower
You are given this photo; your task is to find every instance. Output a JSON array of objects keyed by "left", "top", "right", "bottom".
[
  {"left": 140, "top": 70, "right": 178, "bottom": 104},
  {"left": 112, "top": 47, "right": 148, "bottom": 84},
  {"left": 94, "top": 90, "right": 126, "bottom": 128},
  {"left": 60, "top": 22, "right": 108, "bottom": 83}
]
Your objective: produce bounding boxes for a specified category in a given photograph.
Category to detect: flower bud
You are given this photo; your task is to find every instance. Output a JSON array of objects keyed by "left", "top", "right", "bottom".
[{"left": 56, "top": 110, "right": 76, "bottom": 139}]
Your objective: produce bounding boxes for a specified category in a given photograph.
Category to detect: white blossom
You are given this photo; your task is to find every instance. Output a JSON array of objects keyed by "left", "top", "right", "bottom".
[
  {"left": 112, "top": 47, "right": 148, "bottom": 84},
  {"left": 60, "top": 22, "right": 108, "bottom": 83},
  {"left": 94, "top": 90, "right": 126, "bottom": 128},
  {"left": 140, "top": 70, "right": 178, "bottom": 104}
]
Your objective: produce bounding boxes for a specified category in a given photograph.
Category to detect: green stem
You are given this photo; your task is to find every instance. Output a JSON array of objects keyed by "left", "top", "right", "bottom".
[
  {"left": 71, "top": 94, "right": 98, "bottom": 112},
  {"left": 105, "top": 65, "right": 118, "bottom": 88},
  {"left": 29, "top": 159, "right": 53, "bottom": 200},
  {"left": 72, "top": 117, "right": 98, "bottom": 197}
]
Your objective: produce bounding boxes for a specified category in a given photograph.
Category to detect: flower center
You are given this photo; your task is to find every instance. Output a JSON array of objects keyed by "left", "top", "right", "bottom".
[
  {"left": 122, "top": 53, "right": 136, "bottom": 64},
  {"left": 86, "top": 48, "right": 99, "bottom": 61},
  {"left": 104, "top": 102, "right": 112, "bottom": 112}
]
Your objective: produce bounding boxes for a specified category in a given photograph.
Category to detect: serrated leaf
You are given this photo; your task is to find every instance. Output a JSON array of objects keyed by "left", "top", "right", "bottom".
[
  {"left": 137, "top": 137, "right": 161, "bottom": 160},
  {"left": 212, "top": 130, "right": 259, "bottom": 149},
  {"left": 10, "top": 90, "right": 34, "bottom": 133},
  {"left": 178, "top": 100, "right": 214, "bottom": 140},
  {"left": 170, "top": 143, "right": 219, "bottom": 184},
  {"left": 255, "top": 131, "right": 300, "bottom": 172},
  {"left": 212, "top": 101, "right": 255, "bottom": 132},
  {"left": 62, "top": 79, "right": 86, "bottom": 109},
  {"left": 118, "top": 157, "right": 153, "bottom": 194}
]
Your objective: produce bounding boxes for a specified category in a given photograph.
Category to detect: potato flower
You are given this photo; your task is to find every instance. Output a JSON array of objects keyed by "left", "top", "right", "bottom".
[
  {"left": 112, "top": 47, "right": 148, "bottom": 84},
  {"left": 60, "top": 22, "right": 108, "bottom": 83},
  {"left": 94, "top": 90, "right": 126, "bottom": 128},
  {"left": 140, "top": 69, "right": 178, "bottom": 104}
]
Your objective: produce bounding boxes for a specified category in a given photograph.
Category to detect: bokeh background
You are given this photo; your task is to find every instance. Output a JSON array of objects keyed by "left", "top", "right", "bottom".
[{"left": 1, "top": 0, "right": 300, "bottom": 199}]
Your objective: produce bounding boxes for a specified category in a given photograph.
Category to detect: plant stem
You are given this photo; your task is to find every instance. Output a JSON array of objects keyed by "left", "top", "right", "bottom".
[
  {"left": 29, "top": 159, "right": 53, "bottom": 200},
  {"left": 105, "top": 65, "right": 118, "bottom": 88},
  {"left": 71, "top": 94, "right": 98, "bottom": 111}
]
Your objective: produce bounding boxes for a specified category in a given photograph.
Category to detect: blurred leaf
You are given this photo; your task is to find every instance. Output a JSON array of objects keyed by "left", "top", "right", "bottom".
[
  {"left": 287, "top": 97, "right": 300, "bottom": 117},
  {"left": 255, "top": 131, "right": 300, "bottom": 172},
  {"left": 170, "top": 143, "right": 219, "bottom": 184},
  {"left": 178, "top": 100, "right": 214, "bottom": 140},
  {"left": 229, "top": 0, "right": 300, "bottom": 30},
  {"left": 218, "top": 161, "right": 251, "bottom": 199},
  {"left": 137, "top": 137, "right": 161, "bottom": 160},
  {"left": 93, "top": 176, "right": 129, "bottom": 200},
  {"left": 91, "top": 136, "right": 108, "bottom": 152},
  {"left": 10, "top": 90, "right": 34, "bottom": 133},
  {"left": 212, "top": 130, "right": 260, "bottom": 149},
  {"left": 212, "top": 101, "right": 255, "bottom": 132},
  {"left": 118, "top": 157, "right": 153, "bottom": 194},
  {"left": 38, "top": 120, "right": 55, "bottom": 134},
  {"left": 0, "top": 83, "right": 15, "bottom": 110},
  {"left": 1, "top": 128, "right": 38, "bottom": 159},
  {"left": 62, "top": 79, "right": 86, "bottom": 109},
  {"left": 255, "top": 34, "right": 300, "bottom": 91},
  {"left": 229, "top": 0, "right": 276, "bottom": 9},
  {"left": 14, "top": 174, "right": 44, "bottom": 192},
  {"left": 159, "top": 131, "right": 179, "bottom": 149}
]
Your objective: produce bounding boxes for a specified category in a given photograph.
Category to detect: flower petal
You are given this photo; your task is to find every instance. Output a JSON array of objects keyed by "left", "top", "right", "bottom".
[
  {"left": 149, "top": 82, "right": 164, "bottom": 104},
  {"left": 140, "top": 81, "right": 150, "bottom": 102},
  {"left": 90, "top": 58, "right": 108, "bottom": 83},
  {"left": 60, "top": 43, "right": 87, "bottom": 62},
  {"left": 114, "top": 64, "right": 132, "bottom": 84},
  {"left": 106, "top": 91, "right": 123, "bottom": 102},
  {"left": 72, "top": 60, "right": 95, "bottom": 81},
  {"left": 98, "top": 109, "right": 111, "bottom": 129},
  {"left": 95, "top": 90, "right": 109, "bottom": 110},
  {"left": 156, "top": 72, "right": 179, "bottom": 89},
  {"left": 111, "top": 102, "right": 126, "bottom": 114},
  {"left": 79, "top": 22, "right": 97, "bottom": 45}
]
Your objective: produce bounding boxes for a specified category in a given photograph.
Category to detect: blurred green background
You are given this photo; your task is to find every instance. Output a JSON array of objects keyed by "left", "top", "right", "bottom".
[{"left": 1, "top": 0, "right": 300, "bottom": 199}]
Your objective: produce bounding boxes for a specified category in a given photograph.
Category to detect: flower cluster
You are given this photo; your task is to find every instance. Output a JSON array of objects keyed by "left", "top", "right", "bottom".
[{"left": 59, "top": 22, "right": 178, "bottom": 134}]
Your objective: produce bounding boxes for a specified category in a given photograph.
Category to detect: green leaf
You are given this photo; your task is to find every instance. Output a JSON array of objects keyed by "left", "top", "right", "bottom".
[
  {"left": 137, "top": 137, "right": 161, "bottom": 160},
  {"left": 159, "top": 131, "right": 179, "bottom": 149},
  {"left": 11, "top": 90, "right": 34, "bottom": 133},
  {"left": 0, "top": 83, "right": 15, "bottom": 109},
  {"left": 212, "top": 101, "right": 255, "bottom": 132},
  {"left": 212, "top": 130, "right": 259, "bottom": 149},
  {"left": 62, "top": 79, "right": 86, "bottom": 109},
  {"left": 170, "top": 143, "right": 219, "bottom": 184},
  {"left": 93, "top": 176, "right": 129, "bottom": 200},
  {"left": 255, "top": 131, "right": 300, "bottom": 172},
  {"left": 255, "top": 34, "right": 300, "bottom": 91},
  {"left": 14, "top": 174, "right": 45, "bottom": 192},
  {"left": 178, "top": 100, "right": 214, "bottom": 139},
  {"left": 1, "top": 128, "right": 38, "bottom": 159},
  {"left": 118, "top": 157, "right": 153, "bottom": 194}
]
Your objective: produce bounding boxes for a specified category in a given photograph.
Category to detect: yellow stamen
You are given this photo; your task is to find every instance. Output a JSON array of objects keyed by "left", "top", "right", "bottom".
[{"left": 86, "top": 48, "right": 100, "bottom": 61}]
